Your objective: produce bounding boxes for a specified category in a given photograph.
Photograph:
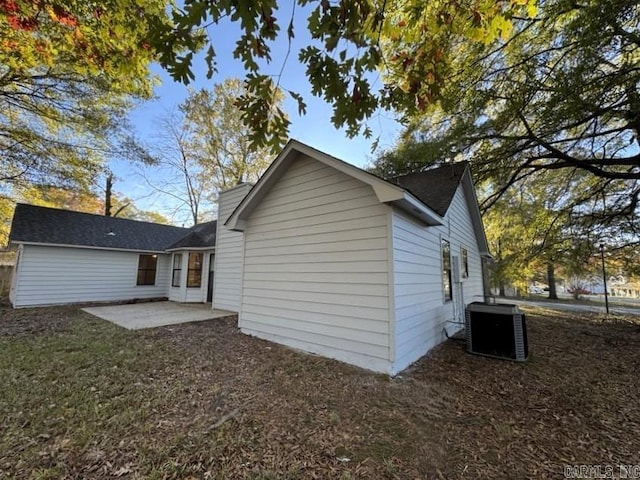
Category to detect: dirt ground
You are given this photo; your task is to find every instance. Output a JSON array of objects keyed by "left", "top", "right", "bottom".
[{"left": 0, "top": 304, "right": 639, "bottom": 479}]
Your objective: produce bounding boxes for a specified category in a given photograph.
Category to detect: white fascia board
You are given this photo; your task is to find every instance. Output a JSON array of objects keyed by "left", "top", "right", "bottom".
[
  {"left": 370, "top": 183, "right": 405, "bottom": 202},
  {"left": 391, "top": 193, "right": 444, "bottom": 226},
  {"left": 228, "top": 218, "right": 247, "bottom": 231},
  {"left": 461, "top": 170, "right": 491, "bottom": 257},
  {"left": 165, "top": 246, "right": 216, "bottom": 252}
]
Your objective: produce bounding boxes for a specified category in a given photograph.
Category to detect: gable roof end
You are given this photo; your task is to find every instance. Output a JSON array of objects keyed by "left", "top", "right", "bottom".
[{"left": 225, "top": 139, "right": 444, "bottom": 230}]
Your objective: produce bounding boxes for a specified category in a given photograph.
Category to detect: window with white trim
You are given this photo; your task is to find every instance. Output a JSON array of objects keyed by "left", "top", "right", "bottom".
[
  {"left": 137, "top": 254, "right": 157, "bottom": 286},
  {"left": 442, "top": 239, "right": 452, "bottom": 301},
  {"left": 172, "top": 253, "right": 182, "bottom": 287},
  {"left": 187, "top": 252, "right": 203, "bottom": 288}
]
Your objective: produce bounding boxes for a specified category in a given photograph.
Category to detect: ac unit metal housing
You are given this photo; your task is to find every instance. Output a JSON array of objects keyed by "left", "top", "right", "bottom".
[{"left": 465, "top": 302, "right": 528, "bottom": 362}]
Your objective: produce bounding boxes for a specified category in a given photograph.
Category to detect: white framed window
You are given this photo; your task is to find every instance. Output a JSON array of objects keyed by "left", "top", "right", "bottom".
[
  {"left": 172, "top": 253, "right": 182, "bottom": 287},
  {"left": 442, "top": 239, "right": 452, "bottom": 302},
  {"left": 137, "top": 254, "right": 157, "bottom": 286},
  {"left": 187, "top": 252, "right": 203, "bottom": 288}
]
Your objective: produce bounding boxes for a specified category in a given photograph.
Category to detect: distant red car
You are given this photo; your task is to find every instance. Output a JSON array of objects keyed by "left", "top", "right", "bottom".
[{"left": 567, "top": 287, "right": 591, "bottom": 295}]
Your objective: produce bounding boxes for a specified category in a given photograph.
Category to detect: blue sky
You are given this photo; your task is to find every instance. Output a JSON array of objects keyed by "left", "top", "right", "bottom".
[{"left": 113, "top": 7, "right": 403, "bottom": 221}]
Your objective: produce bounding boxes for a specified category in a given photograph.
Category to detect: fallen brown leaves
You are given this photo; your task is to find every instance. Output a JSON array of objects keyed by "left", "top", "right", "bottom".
[
  {"left": 0, "top": 305, "right": 638, "bottom": 479},
  {"left": 0, "top": 304, "right": 76, "bottom": 337}
]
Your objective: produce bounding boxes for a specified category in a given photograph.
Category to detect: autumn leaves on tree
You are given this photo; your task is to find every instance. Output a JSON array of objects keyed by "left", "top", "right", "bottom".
[
  {"left": 1, "top": 0, "right": 538, "bottom": 204},
  {"left": 0, "top": 0, "right": 172, "bottom": 241},
  {"left": 1, "top": 0, "right": 637, "bottom": 289}
]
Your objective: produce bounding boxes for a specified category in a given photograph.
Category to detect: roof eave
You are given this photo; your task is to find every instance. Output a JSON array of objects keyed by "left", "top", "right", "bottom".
[
  {"left": 165, "top": 246, "right": 216, "bottom": 252},
  {"left": 227, "top": 218, "right": 247, "bottom": 232},
  {"left": 391, "top": 193, "right": 444, "bottom": 226},
  {"left": 226, "top": 140, "right": 428, "bottom": 231},
  {"left": 460, "top": 169, "right": 491, "bottom": 257},
  {"left": 11, "top": 241, "right": 169, "bottom": 254}
]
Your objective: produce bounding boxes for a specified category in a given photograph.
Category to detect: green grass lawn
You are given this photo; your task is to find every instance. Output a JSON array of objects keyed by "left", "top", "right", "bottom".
[{"left": 1, "top": 305, "right": 639, "bottom": 479}]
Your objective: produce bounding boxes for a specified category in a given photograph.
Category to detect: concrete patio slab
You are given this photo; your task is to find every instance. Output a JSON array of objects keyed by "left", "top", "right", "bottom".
[{"left": 82, "top": 301, "right": 234, "bottom": 330}]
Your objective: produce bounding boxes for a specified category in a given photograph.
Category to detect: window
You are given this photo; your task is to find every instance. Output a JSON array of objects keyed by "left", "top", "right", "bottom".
[
  {"left": 187, "top": 252, "right": 203, "bottom": 288},
  {"left": 442, "top": 239, "right": 452, "bottom": 301},
  {"left": 172, "top": 253, "right": 182, "bottom": 287},
  {"left": 461, "top": 247, "right": 469, "bottom": 278},
  {"left": 137, "top": 254, "right": 157, "bottom": 286}
]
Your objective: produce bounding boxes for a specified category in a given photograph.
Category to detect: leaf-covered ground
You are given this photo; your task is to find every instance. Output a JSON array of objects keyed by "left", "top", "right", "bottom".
[{"left": 1, "top": 304, "right": 639, "bottom": 479}]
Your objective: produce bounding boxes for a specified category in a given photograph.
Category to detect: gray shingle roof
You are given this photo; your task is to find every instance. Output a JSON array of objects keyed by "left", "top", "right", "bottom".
[
  {"left": 389, "top": 162, "right": 468, "bottom": 216},
  {"left": 167, "top": 220, "right": 217, "bottom": 249},
  {"left": 10, "top": 162, "right": 468, "bottom": 252},
  {"left": 8, "top": 204, "right": 212, "bottom": 252}
]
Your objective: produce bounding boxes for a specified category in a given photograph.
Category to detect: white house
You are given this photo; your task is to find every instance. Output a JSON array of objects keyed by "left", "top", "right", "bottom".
[
  {"left": 166, "top": 222, "right": 217, "bottom": 304},
  {"left": 223, "top": 140, "right": 490, "bottom": 375},
  {"left": 8, "top": 206, "right": 217, "bottom": 307},
  {"left": 8, "top": 140, "right": 490, "bottom": 375}
]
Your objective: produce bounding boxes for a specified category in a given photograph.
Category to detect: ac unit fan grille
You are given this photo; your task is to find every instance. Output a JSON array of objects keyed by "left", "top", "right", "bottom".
[{"left": 465, "top": 303, "right": 528, "bottom": 362}]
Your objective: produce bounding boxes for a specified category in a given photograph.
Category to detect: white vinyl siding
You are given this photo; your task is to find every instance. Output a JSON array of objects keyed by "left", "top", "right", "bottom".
[
  {"left": 213, "top": 184, "right": 253, "bottom": 312},
  {"left": 169, "top": 286, "right": 181, "bottom": 302},
  {"left": 12, "top": 245, "right": 170, "bottom": 307},
  {"left": 447, "top": 187, "right": 484, "bottom": 304},
  {"left": 392, "top": 185, "right": 484, "bottom": 372},
  {"left": 239, "top": 155, "right": 394, "bottom": 373}
]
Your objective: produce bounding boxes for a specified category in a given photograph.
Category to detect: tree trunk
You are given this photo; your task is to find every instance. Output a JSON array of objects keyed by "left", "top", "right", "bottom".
[
  {"left": 499, "top": 282, "right": 506, "bottom": 297},
  {"left": 547, "top": 262, "right": 558, "bottom": 300},
  {"left": 105, "top": 174, "right": 113, "bottom": 216}
]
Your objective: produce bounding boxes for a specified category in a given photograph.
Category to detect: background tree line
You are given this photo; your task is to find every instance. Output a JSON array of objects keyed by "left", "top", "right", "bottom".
[
  {"left": 1, "top": 0, "right": 637, "bottom": 294},
  {"left": 370, "top": 0, "right": 639, "bottom": 296},
  {"left": 0, "top": 1, "right": 278, "bottom": 242}
]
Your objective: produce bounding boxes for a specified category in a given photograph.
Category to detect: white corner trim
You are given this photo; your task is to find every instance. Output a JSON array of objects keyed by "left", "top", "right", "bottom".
[{"left": 386, "top": 209, "right": 396, "bottom": 366}]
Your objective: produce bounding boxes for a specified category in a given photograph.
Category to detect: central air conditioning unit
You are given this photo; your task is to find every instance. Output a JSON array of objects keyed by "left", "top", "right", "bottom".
[{"left": 465, "top": 302, "right": 528, "bottom": 362}]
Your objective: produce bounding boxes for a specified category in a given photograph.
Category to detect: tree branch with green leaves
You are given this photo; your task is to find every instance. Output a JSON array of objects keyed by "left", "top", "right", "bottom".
[{"left": 150, "top": 0, "right": 537, "bottom": 151}]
